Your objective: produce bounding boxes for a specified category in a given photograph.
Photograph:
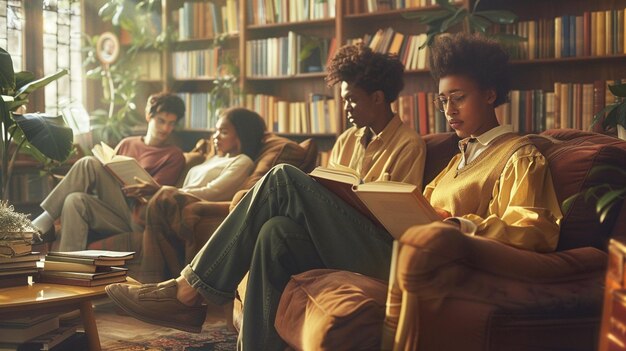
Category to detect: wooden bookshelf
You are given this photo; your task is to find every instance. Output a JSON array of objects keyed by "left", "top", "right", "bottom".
[{"left": 123, "top": 0, "right": 626, "bottom": 144}]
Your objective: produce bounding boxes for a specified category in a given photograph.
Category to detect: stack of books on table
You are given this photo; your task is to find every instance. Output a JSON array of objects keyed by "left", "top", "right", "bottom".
[
  {"left": 40, "top": 250, "right": 134, "bottom": 287},
  {"left": 0, "top": 232, "right": 42, "bottom": 288}
]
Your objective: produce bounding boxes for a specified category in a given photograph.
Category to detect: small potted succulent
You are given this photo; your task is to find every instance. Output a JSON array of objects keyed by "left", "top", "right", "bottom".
[{"left": 0, "top": 200, "right": 39, "bottom": 244}]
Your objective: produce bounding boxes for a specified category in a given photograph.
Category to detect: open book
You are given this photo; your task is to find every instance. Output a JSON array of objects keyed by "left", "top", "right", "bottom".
[
  {"left": 92, "top": 142, "right": 157, "bottom": 186},
  {"left": 309, "top": 166, "right": 440, "bottom": 239}
]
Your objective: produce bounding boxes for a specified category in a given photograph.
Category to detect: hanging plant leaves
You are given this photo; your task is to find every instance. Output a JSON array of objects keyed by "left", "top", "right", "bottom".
[
  {"left": 0, "top": 47, "right": 15, "bottom": 93},
  {"left": 14, "top": 71, "right": 36, "bottom": 91},
  {"left": 12, "top": 113, "right": 74, "bottom": 162},
  {"left": 474, "top": 10, "right": 518, "bottom": 25},
  {"left": 15, "top": 69, "right": 68, "bottom": 100},
  {"left": 608, "top": 82, "right": 626, "bottom": 97}
]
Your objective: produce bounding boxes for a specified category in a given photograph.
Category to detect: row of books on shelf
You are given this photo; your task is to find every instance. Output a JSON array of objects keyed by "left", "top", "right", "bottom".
[
  {"left": 393, "top": 92, "right": 450, "bottom": 135},
  {"left": 7, "top": 173, "right": 53, "bottom": 204},
  {"left": 494, "top": 8, "right": 626, "bottom": 60},
  {"left": 392, "top": 79, "right": 623, "bottom": 136},
  {"left": 174, "top": 0, "right": 239, "bottom": 40},
  {"left": 495, "top": 79, "right": 625, "bottom": 134},
  {"left": 349, "top": 28, "right": 429, "bottom": 71},
  {"left": 135, "top": 51, "right": 162, "bottom": 81},
  {"left": 0, "top": 250, "right": 133, "bottom": 350},
  {"left": 245, "top": 32, "right": 333, "bottom": 77},
  {"left": 246, "top": 0, "right": 336, "bottom": 25},
  {"left": 244, "top": 93, "right": 339, "bottom": 134},
  {"left": 177, "top": 92, "right": 232, "bottom": 130},
  {"left": 349, "top": 0, "right": 462, "bottom": 14},
  {"left": 172, "top": 47, "right": 226, "bottom": 79}
]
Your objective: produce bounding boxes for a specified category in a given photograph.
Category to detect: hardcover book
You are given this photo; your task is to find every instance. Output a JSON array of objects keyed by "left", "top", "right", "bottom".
[
  {"left": 38, "top": 274, "right": 127, "bottom": 287},
  {"left": 40, "top": 266, "right": 127, "bottom": 280},
  {"left": 309, "top": 166, "right": 440, "bottom": 239},
  {"left": 91, "top": 142, "right": 157, "bottom": 186},
  {"left": 0, "top": 316, "right": 59, "bottom": 344}
]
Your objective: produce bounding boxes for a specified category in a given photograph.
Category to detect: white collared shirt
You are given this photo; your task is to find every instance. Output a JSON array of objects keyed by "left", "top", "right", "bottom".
[{"left": 457, "top": 125, "right": 514, "bottom": 170}]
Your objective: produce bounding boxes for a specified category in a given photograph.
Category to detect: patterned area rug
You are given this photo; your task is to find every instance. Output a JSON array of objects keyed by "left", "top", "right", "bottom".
[{"left": 95, "top": 299, "right": 238, "bottom": 351}]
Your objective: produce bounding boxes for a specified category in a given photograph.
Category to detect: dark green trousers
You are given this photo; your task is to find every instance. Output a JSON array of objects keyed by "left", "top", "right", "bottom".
[{"left": 181, "top": 164, "right": 393, "bottom": 350}]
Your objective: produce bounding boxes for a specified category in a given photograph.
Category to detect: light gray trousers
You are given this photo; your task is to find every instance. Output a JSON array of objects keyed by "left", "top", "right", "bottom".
[{"left": 40, "top": 156, "right": 140, "bottom": 251}]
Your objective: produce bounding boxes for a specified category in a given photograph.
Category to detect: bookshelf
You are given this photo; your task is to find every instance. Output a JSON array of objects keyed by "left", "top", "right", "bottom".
[{"left": 130, "top": 0, "right": 626, "bottom": 148}]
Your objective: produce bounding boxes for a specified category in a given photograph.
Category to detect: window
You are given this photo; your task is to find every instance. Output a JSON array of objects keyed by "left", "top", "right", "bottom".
[
  {"left": 43, "top": 0, "right": 83, "bottom": 115},
  {"left": 0, "top": 0, "right": 23, "bottom": 72}
]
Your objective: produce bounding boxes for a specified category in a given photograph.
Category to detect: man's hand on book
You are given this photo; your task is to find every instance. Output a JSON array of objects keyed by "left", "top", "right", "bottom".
[{"left": 122, "top": 178, "right": 161, "bottom": 199}]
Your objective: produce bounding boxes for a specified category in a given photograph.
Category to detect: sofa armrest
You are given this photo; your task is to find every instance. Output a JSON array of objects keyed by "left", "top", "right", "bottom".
[
  {"left": 385, "top": 222, "right": 607, "bottom": 351},
  {"left": 398, "top": 222, "right": 607, "bottom": 286},
  {"left": 181, "top": 201, "right": 231, "bottom": 255}
]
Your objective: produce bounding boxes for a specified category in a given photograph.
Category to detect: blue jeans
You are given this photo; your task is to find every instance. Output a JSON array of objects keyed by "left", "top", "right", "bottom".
[{"left": 181, "top": 164, "right": 392, "bottom": 350}]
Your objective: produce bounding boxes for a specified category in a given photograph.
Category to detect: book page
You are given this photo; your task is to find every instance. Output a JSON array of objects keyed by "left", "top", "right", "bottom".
[
  {"left": 91, "top": 141, "right": 116, "bottom": 163},
  {"left": 309, "top": 165, "right": 361, "bottom": 185},
  {"left": 105, "top": 158, "right": 157, "bottom": 186},
  {"left": 47, "top": 250, "right": 135, "bottom": 260},
  {"left": 355, "top": 183, "right": 440, "bottom": 239}
]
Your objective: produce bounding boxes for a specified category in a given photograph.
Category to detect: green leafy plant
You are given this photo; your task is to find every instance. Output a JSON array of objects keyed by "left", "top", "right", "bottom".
[
  {"left": 562, "top": 165, "right": 626, "bottom": 223},
  {"left": 403, "top": 0, "right": 523, "bottom": 49},
  {"left": 98, "top": 0, "right": 173, "bottom": 51},
  {"left": 83, "top": 0, "right": 172, "bottom": 145},
  {"left": 593, "top": 82, "right": 626, "bottom": 134},
  {"left": 209, "top": 49, "right": 241, "bottom": 118},
  {"left": 83, "top": 33, "right": 144, "bottom": 145},
  {"left": 0, "top": 48, "right": 73, "bottom": 201}
]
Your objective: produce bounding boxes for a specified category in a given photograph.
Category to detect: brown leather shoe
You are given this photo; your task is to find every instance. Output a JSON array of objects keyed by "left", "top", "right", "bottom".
[{"left": 105, "top": 279, "right": 207, "bottom": 333}]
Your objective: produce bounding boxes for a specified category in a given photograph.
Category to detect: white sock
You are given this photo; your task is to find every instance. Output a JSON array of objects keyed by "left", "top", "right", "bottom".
[{"left": 32, "top": 211, "right": 55, "bottom": 234}]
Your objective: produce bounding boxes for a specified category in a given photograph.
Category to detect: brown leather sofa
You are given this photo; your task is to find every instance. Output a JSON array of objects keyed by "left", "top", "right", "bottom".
[
  {"left": 86, "top": 133, "right": 318, "bottom": 262},
  {"left": 274, "top": 129, "right": 626, "bottom": 351}
]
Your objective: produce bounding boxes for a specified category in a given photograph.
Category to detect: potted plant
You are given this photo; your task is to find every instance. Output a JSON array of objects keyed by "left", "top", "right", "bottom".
[
  {"left": 403, "top": 0, "right": 523, "bottom": 49},
  {"left": 0, "top": 47, "right": 74, "bottom": 202},
  {"left": 0, "top": 200, "right": 38, "bottom": 243},
  {"left": 82, "top": 0, "right": 174, "bottom": 145},
  {"left": 594, "top": 82, "right": 626, "bottom": 140}
]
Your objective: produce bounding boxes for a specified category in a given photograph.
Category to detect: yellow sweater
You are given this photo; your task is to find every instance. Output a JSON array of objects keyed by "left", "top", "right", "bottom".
[
  {"left": 329, "top": 116, "right": 426, "bottom": 189},
  {"left": 425, "top": 133, "right": 562, "bottom": 252}
]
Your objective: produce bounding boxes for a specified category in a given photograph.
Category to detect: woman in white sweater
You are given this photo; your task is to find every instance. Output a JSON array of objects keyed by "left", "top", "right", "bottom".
[{"left": 130, "top": 107, "right": 267, "bottom": 282}]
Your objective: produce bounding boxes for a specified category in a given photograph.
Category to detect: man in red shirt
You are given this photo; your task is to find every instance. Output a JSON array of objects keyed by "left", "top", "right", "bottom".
[{"left": 33, "top": 92, "right": 186, "bottom": 251}]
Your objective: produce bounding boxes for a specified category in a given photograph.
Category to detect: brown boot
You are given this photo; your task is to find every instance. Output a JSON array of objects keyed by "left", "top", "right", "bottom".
[{"left": 105, "top": 279, "right": 207, "bottom": 333}]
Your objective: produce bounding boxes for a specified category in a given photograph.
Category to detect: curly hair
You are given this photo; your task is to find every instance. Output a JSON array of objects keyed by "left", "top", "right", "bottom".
[
  {"left": 221, "top": 107, "right": 267, "bottom": 160},
  {"left": 325, "top": 43, "right": 405, "bottom": 103},
  {"left": 428, "top": 33, "right": 511, "bottom": 107},
  {"left": 145, "top": 92, "right": 186, "bottom": 121}
]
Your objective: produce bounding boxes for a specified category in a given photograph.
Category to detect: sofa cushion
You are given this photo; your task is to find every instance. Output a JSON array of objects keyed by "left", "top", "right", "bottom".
[
  {"left": 275, "top": 269, "right": 387, "bottom": 351},
  {"left": 422, "top": 132, "right": 460, "bottom": 186},
  {"left": 239, "top": 134, "right": 317, "bottom": 190},
  {"left": 531, "top": 129, "right": 626, "bottom": 251}
]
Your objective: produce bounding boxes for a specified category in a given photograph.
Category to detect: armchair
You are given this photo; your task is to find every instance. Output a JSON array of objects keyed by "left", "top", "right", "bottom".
[
  {"left": 275, "top": 129, "right": 626, "bottom": 351},
  {"left": 86, "top": 133, "right": 317, "bottom": 269}
]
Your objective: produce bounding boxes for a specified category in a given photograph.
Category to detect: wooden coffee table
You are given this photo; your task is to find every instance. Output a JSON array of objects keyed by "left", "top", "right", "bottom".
[{"left": 0, "top": 282, "right": 111, "bottom": 351}]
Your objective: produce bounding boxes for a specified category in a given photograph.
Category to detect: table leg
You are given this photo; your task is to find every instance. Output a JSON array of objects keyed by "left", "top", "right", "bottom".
[{"left": 79, "top": 301, "right": 101, "bottom": 351}]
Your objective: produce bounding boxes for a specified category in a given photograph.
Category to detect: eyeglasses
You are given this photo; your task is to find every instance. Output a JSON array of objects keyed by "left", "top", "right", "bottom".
[{"left": 433, "top": 92, "right": 467, "bottom": 112}]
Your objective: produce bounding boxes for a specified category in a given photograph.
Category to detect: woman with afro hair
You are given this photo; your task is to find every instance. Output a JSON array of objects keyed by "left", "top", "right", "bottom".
[
  {"left": 424, "top": 33, "right": 562, "bottom": 252},
  {"left": 105, "top": 44, "right": 430, "bottom": 350}
]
